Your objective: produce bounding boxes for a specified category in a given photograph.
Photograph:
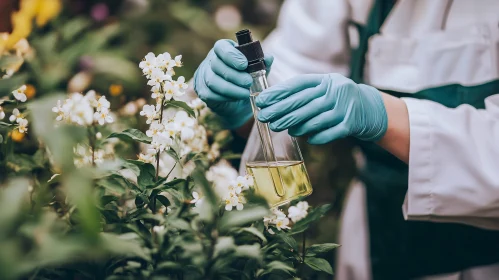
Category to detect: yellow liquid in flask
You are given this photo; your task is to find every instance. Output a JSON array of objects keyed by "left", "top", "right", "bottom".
[{"left": 246, "top": 161, "right": 313, "bottom": 207}]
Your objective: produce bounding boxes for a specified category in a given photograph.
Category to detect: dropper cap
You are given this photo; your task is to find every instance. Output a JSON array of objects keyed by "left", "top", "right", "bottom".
[{"left": 235, "top": 29, "right": 266, "bottom": 73}]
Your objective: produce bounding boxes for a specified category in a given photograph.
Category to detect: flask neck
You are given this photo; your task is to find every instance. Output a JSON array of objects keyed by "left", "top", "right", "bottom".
[{"left": 249, "top": 70, "right": 268, "bottom": 96}]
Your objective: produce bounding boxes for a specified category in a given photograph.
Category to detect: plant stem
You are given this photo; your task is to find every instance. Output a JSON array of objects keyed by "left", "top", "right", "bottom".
[
  {"left": 88, "top": 125, "right": 96, "bottom": 166},
  {"left": 302, "top": 231, "right": 306, "bottom": 262},
  {"left": 165, "top": 162, "right": 177, "bottom": 180},
  {"left": 155, "top": 99, "right": 165, "bottom": 181}
]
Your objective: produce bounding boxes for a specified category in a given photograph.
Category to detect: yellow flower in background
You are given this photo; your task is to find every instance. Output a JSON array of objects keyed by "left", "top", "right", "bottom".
[
  {"left": 25, "top": 84, "right": 36, "bottom": 100},
  {"left": 109, "top": 84, "right": 123, "bottom": 96},
  {"left": 36, "top": 0, "right": 62, "bottom": 27},
  {"left": 5, "top": 0, "right": 61, "bottom": 49},
  {"left": 11, "top": 129, "right": 25, "bottom": 142}
]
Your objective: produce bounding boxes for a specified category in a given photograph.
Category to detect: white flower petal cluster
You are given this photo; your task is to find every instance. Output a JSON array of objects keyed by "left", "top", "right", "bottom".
[
  {"left": 73, "top": 144, "right": 109, "bottom": 167},
  {"left": 264, "top": 208, "right": 291, "bottom": 234},
  {"left": 263, "top": 201, "right": 310, "bottom": 234},
  {"left": 206, "top": 160, "right": 239, "bottom": 198},
  {"left": 12, "top": 85, "right": 27, "bottom": 102},
  {"left": 0, "top": 106, "right": 5, "bottom": 120},
  {"left": 8, "top": 108, "right": 29, "bottom": 134},
  {"left": 52, "top": 90, "right": 113, "bottom": 126},
  {"left": 287, "top": 201, "right": 310, "bottom": 223},
  {"left": 223, "top": 175, "right": 253, "bottom": 211}
]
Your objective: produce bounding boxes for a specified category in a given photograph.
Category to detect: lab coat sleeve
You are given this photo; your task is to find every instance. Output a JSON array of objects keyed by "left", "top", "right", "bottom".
[
  {"left": 402, "top": 95, "right": 499, "bottom": 230},
  {"left": 262, "top": 0, "right": 355, "bottom": 85}
]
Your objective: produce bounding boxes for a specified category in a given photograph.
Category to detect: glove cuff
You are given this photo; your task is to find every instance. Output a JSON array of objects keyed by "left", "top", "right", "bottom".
[{"left": 357, "top": 84, "right": 388, "bottom": 142}]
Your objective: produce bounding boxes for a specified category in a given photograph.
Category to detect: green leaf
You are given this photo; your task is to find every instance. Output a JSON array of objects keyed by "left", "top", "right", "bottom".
[
  {"left": 6, "top": 153, "right": 39, "bottom": 173},
  {"left": 165, "top": 148, "right": 181, "bottom": 163},
  {"left": 100, "top": 195, "right": 119, "bottom": 207},
  {"left": 0, "top": 73, "right": 27, "bottom": 98},
  {"left": 259, "top": 261, "right": 295, "bottom": 277},
  {"left": 126, "top": 160, "right": 156, "bottom": 188},
  {"left": 276, "top": 233, "right": 298, "bottom": 252},
  {"left": 100, "top": 232, "right": 151, "bottom": 261},
  {"left": 219, "top": 206, "right": 269, "bottom": 231},
  {"left": 0, "top": 122, "right": 12, "bottom": 128},
  {"left": 234, "top": 244, "right": 261, "bottom": 260},
  {"left": 156, "top": 261, "right": 182, "bottom": 272},
  {"left": 306, "top": 243, "right": 340, "bottom": 257},
  {"left": 165, "top": 100, "right": 195, "bottom": 118},
  {"left": 101, "top": 209, "right": 121, "bottom": 224},
  {"left": 108, "top": 128, "right": 151, "bottom": 144},
  {"left": 237, "top": 227, "right": 267, "bottom": 244},
  {"left": 290, "top": 204, "right": 331, "bottom": 235},
  {"left": 61, "top": 17, "right": 92, "bottom": 42},
  {"left": 304, "top": 257, "right": 333, "bottom": 275},
  {"left": 0, "top": 54, "right": 23, "bottom": 69},
  {"left": 153, "top": 178, "right": 187, "bottom": 191}
]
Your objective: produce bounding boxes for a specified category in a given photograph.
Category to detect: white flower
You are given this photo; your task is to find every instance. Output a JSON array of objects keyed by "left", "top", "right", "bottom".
[
  {"left": 156, "top": 52, "right": 172, "bottom": 69},
  {"left": 150, "top": 132, "right": 172, "bottom": 153},
  {"left": 191, "top": 191, "right": 204, "bottom": 208},
  {"left": 9, "top": 108, "right": 22, "bottom": 122},
  {"left": 93, "top": 107, "right": 113, "bottom": 125},
  {"left": 275, "top": 215, "right": 291, "bottom": 231},
  {"left": 174, "top": 111, "right": 195, "bottom": 141},
  {"left": 153, "top": 225, "right": 165, "bottom": 233},
  {"left": 17, "top": 118, "right": 28, "bottom": 133},
  {"left": 151, "top": 84, "right": 163, "bottom": 99},
  {"left": 52, "top": 100, "right": 66, "bottom": 121},
  {"left": 163, "top": 121, "right": 179, "bottom": 138},
  {"left": 263, "top": 208, "right": 290, "bottom": 233},
  {"left": 96, "top": 132, "right": 102, "bottom": 139},
  {"left": 146, "top": 120, "right": 164, "bottom": 137},
  {"left": 139, "top": 104, "right": 158, "bottom": 124},
  {"left": 12, "top": 85, "right": 27, "bottom": 102},
  {"left": 139, "top": 52, "right": 158, "bottom": 78},
  {"left": 174, "top": 55, "right": 182, "bottom": 67},
  {"left": 224, "top": 193, "right": 244, "bottom": 211},
  {"left": 68, "top": 93, "right": 94, "bottom": 126},
  {"left": 228, "top": 181, "right": 242, "bottom": 195},
  {"left": 138, "top": 152, "right": 156, "bottom": 164},
  {"left": 0, "top": 107, "right": 4, "bottom": 120},
  {"left": 206, "top": 160, "right": 238, "bottom": 199},
  {"left": 84, "top": 90, "right": 97, "bottom": 106},
  {"left": 94, "top": 96, "right": 110, "bottom": 112},
  {"left": 163, "top": 81, "right": 183, "bottom": 101},
  {"left": 188, "top": 98, "right": 206, "bottom": 111},
  {"left": 147, "top": 68, "right": 170, "bottom": 87},
  {"left": 288, "top": 201, "right": 310, "bottom": 223},
  {"left": 174, "top": 76, "right": 188, "bottom": 91},
  {"left": 235, "top": 175, "right": 252, "bottom": 191}
]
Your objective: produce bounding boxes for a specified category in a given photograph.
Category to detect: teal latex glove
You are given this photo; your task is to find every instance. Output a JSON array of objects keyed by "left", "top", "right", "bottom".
[
  {"left": 255, "top": 73, "right": 388, "bottom": 144},
  {"left": 194, "top": 39, "right": 274, "bottom": 129}
]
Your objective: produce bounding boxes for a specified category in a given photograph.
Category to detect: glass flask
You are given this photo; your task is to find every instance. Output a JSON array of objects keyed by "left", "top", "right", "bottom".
[{"left": 235, "top": 29, "right": 313, "bottom": 207}]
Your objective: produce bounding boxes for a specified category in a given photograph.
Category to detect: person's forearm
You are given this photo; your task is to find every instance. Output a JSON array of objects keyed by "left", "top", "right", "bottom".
[{"left": 376, "top": 93, "right": 410, "bottom": 163}]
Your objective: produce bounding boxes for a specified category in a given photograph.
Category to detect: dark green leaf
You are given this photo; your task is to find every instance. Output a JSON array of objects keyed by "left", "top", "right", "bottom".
[
  {"left": 237, "top": 227, "right": 267, "bottom": 244},
  {"left": 259, "top": 261, "right": 295, "bottom": 277},
  {"left": 306, "top": 243, "right": 340, "bottom": 257},
  {"left": 126, "top": 160, "right": 156, "bottom": 188},
  {"left": 276, "top": 233, "right": 298, "bottom": 252},
  {"left": 156, "top": 261, "right": 182, "bottom": 272},
  {"left": 165, "top": 100, "right": 195, "bottom": 118},
  {"left": 156, "top": 195, "right": 170, "bottom": 207},
  {"left": 108, "top": 128, "right": 151, "bottom": 144},
  {"left": 219, "top": 206, "right": 269, "bottom": 231},
  {"left": 304, "top": 257, "right": 333, "bottom": 275},
  {"left": 100, "top": 195, "right": 119, "bottom": 207},
  {"left": 135, "top": 193, "right": 149, "bottom": 208},
  {"left": 290, "top": 204, "right": 331, "bottom": 235},
  {"left": 153, "top": 178, "right": 186, "bottom": 191},
  {"left": 101, "top": 209, "right": 121, "bottom": 223}
]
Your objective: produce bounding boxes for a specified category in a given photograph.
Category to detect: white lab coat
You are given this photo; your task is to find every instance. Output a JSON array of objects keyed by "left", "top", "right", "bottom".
[{"left": 238, "top": 0, "right": 499, "bottom": 279}]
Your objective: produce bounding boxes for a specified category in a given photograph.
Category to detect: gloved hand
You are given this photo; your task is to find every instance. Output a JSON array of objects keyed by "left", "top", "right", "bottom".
[
  {"left": 255, "top": 73, "right": 388, "bottom": 144},
  {"left": 194, "top": 39, "right": 274, "bottom": 129}
]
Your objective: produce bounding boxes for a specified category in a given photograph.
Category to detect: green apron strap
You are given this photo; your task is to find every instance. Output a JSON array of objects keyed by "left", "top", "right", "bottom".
[{"left": 349, "top": 0, "right": 396, "bottom": 83}]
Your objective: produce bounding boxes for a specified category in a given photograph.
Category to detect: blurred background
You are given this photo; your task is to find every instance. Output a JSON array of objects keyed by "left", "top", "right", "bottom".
[{"left": 1, "top": 0, "right": 356, "bottom": 268}]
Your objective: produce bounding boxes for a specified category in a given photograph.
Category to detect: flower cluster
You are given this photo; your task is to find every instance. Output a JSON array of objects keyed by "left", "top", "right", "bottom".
[
  {"left": 52, "top": 90, "right": 114, "bottom": 126},
  {"left": 264, "top": 201, "right": 310, "bottom": 234},
  {"left": 137, "top": 52, "right": 197, "bottom": 163},
  {"left": 223, "top": 175, "right": 253, "bottom": 211},
  {"left": 2, "top": 85, "right": 30, "bottom": 135}
]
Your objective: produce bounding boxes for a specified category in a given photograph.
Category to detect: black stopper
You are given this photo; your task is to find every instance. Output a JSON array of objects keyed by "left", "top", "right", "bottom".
[{"left": 235, "top": 29, "right": 266, "bottom": 73}]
